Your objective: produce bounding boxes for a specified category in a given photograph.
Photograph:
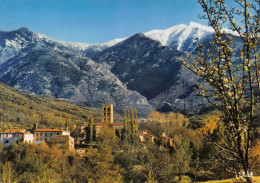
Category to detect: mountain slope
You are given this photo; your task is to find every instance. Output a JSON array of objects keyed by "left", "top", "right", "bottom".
[
  {"left": 0, "top": 82, "right": 100, "bottom": 129},
  {"left": 92, "top": 33, "right": 184, "bottom": 100},
  {"left": 90, "top": 23, "right": 244, "bottom": 113},
  {"left": 90, "top": 33, "right": 209, "bottom": 112},
  {"left": 0, "top": 28, "right": 153, "bottom": 116},
  {"left": 0, "top": 22, "right": 243, "bottom": 115}
]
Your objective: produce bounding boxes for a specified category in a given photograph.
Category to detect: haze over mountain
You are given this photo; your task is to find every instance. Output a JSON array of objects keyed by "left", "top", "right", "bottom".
[{"left": 0, "top": 22, "right": 241, "bottom": 116}]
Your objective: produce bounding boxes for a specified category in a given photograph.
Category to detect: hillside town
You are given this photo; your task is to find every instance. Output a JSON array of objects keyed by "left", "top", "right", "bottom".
[
  {"left": 0, "top": 0, "right": 259, "bottom": 182},
  {"left": 0, "top": 104, "right": 172, "bottom": 153}
]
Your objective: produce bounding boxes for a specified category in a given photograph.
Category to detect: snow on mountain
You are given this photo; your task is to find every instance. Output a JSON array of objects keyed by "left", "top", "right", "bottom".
[
  {"left": 144, "top": 24, "right": 188, "bottom": 47},
  {"left": 0, "top": 23, "right": 241, "bottom": 115},
  {"left": 144, "top": 22, "right": 238, "bottom": 52},
  {"left": 1, "top": 22, "right": 232, "bottom": 64},
  {"left": 59, "top": 38, "right": 126, "bottom": 52},
  {"left": 0, "top": 26, "right": 125, "bottom": 66},
  {"left": 0, "top": 27, "right": 154, "bottom": 116},
  {"left": 59, "top": 41, "right": 91, "bottom": 51},
  {"left": 101, "top": 38, "right": 127, "bottom": 47}
]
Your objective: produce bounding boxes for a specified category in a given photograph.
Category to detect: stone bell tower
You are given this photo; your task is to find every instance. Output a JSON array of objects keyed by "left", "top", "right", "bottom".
[{"left": 102, "top": 104, "right": 113, "bottom": 123}]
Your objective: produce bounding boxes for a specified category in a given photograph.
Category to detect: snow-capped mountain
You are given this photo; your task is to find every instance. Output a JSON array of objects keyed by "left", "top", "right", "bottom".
[
  {"left": 0, "top": 27, "right": 153, "bottom": 115},
  {"left": 89, "top": 22, "right": 241, "bottom": 113},
  {"left": 0, "top": 27, "right": 82, "bottom": 66},
  {"left": 58, "top": 21, "right": 236, "bottom": 55},
  {"left": 144, "top": 22, "right": 237, "bottom": 53},
  {"left": 59, "top": 37, "right": 126, "bottom": 53},
  {"left": 0, "top": 27, "right": 125, "bottom": 65},
  {"left": 0, "top": 22, "right": 241, "bottom": 115},
  {"left": 90, "top": 32, "right": 210, "bottom": 113}
]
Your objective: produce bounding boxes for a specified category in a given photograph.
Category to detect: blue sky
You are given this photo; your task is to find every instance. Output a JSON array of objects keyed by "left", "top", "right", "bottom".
[{"left": 0, "top": 0, "right": 207, "bottom": 43}]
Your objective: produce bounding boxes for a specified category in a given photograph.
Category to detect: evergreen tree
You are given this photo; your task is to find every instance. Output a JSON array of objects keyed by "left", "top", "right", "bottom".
[
  {"left": 89, "top": 114, "right": 94, "bottom": 144},
  {"left": 135, "top": 107, "right": 139, "bottom": 138},
  {"left": 123, "top": 110, "right": 130, "bottom": 144},
  {"left": 85, "top": 114, "right": 95, "bottom": 144},
  {"left": 123, "top": 107, "right": 140, "bottom": 146},
  {"left": 131, "top": 107, "right": 135, "bottom": 144}
]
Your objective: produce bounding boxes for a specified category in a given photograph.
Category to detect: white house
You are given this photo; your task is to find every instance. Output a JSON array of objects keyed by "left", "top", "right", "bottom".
[
  {"left": 34, "top": 129, "right": 70, "bottom": 142},
  {"left": 0, "top": 129, "right": 34, "bottom": 146}
]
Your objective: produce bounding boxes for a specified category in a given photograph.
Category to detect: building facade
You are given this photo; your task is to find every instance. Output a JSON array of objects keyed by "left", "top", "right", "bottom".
[
  {"left": 139, "top": 130, "right": 154, "bottom": 143},
  {"left": 34, "top": 129, "right": 70, "bottom": 142},
  {"left": 95, "top": 122, "right": 124, "bottom": 136},
  {"left": 0, "top": 129, "right": 33, "bottom": 146},
  {"left": 51, "top": 135, "right": 74, "bottom": 151}
]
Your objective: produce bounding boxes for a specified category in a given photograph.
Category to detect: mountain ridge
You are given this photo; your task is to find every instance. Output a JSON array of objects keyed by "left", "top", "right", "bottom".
[
  {"left": 0, "top": 27, "right": 154, "bottom": 116},
  {"left": 0, "top": 22, "right": 239, "bottom": 115}
]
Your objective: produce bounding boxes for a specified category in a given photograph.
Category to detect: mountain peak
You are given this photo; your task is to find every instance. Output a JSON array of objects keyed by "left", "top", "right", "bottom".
[
  {"left": 16, "top": 27, "right": 32, "bottom": 35},
  {"left": 143, "top": 22, "right": 219, "bottom": 51},
  {"left": 101, "top": 37, "right": 127, "bottom": 47},
  {"left": 188, "top": 22, "right": 215, "bottom": 33},
  {"left": 189, "top": 21, "right": 207, "bottom": 28},
  {"left": 18, "top": 27, "right": 30, "bottom": 31}
]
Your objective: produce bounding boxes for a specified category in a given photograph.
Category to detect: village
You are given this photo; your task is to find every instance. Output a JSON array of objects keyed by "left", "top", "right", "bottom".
[{"left": 0, "top": 104, "right": 174, "bottom": 153}]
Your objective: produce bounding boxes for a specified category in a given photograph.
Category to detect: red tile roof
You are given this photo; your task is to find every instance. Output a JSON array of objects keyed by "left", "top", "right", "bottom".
[
  {"left": 34, "top": 129, "right": 63, "bottom": 132},
  {"left": 0, "top": 129, "right": 26, "bottom": 134}
]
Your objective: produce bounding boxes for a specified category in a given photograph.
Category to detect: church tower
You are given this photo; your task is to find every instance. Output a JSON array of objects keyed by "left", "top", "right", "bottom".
[{"left": 102, "top": 104, "right": 113, "bottom": 123}]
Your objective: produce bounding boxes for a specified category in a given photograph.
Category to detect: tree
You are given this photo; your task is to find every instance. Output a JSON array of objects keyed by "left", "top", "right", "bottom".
[
  {"left": 144, "top": 144, "right": 175, "bottom": 183},
  {"left": 85, "top": 114, "right": 96, "bottom": 144},
  {"left": 172, "top": 138, "right": 192, "bottom": 182},
  {"left": 82, "top": 128, "right": 123, "bottom": 183},
  {"left": 123, "top": 107, "right": 139, "bottom": 146},
  {"left": 89, "top": 114, "right": 94, "bottom": 144},
  {"left": 1, "top": 162, "right": 15, "bottom": 183},
  {"left": 70, "top": 127, "right": 82, "bottom": 146},
  {"left": 123, "top": 110, "right": 131, "bottom": 145},
  {"left": 181, "top": 0, "right": 259, "bottom": 182}
]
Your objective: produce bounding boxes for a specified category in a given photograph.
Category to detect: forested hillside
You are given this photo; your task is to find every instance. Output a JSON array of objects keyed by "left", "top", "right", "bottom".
[{"left": 0, "top": 82, "right": 109, "bottom": 129}]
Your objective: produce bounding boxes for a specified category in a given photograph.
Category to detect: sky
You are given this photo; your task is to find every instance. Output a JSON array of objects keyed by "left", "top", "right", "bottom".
[{"left": 0, "top": 0, "right": 208, "bottom": 44}]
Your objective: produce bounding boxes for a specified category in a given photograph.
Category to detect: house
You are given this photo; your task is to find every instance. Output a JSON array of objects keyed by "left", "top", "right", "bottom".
[
  {"left": 51, "top": 135, "right": 74, "bottom": 151},
  {"left": 0, "top": 129, "right": 33, "bottom": 146},
  {"left": 34, "top": 129, "right": 70, "bottom": 142},
  {"left": 139, "top": 130, "right": 154, "bottom": 143},
  {"left": 160, "top": 132, "right": 174, "bottom": 148}
]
